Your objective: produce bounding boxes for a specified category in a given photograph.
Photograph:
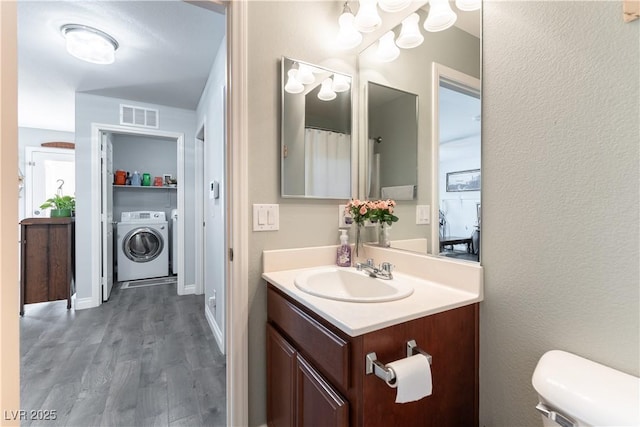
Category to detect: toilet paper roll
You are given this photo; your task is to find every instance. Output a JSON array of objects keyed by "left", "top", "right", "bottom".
[{"left": 385, "top": 354, "right": 432, "bottom": 403}]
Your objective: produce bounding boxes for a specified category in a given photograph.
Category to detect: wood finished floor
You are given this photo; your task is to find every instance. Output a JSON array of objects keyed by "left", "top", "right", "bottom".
[{"left": 20, "top": 282, "right": 226, "bottom": 427}]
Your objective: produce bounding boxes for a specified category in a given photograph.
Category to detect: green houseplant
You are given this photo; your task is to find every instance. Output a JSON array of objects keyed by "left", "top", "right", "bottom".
[{"left": 40, "top": 194, "right": 75, "bottom": 218}]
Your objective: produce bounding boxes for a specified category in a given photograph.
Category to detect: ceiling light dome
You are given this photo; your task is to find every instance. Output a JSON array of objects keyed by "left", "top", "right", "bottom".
[
  {"left": 284, "top": 69, "right": 304, "bottom": 94},
  {"left": 337, "top": 2, "right": 363, "bottom": 50},
  {"left": 378, "top": 0, "right": 412, "bottom": 13},
  {"left": 396, "top": 13, "right": 424, "bottom": 49},
  {"left": 424, "top": 0, "right": 457, "bottom": 32},
  {"left": 354, "top": 0, "right": 381, "bottom": 33},
  {"left": 61, "top": 24, "right": 118, "bottom": 65},
  {"left": 318, "top": 78, "right": 337, "bottom": 101},
  {"left": 455, "top": 0, "right": 481, "bottom": 12},
  {"left": 376, "top": 31, "right": 400, "bottom": 62}
]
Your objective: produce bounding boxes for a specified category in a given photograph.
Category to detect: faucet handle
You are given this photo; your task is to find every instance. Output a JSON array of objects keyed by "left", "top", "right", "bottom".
[
  {"left": 380, "top": 262, "right": 394, "bottom": 273},
  {"left": 366, "top": 258, "right": 375, "bottom": 267}
]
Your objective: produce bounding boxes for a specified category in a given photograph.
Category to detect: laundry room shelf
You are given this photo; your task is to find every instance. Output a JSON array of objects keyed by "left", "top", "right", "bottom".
[{"left": 113, "top": 185, "right": 177, "bottom": 190}]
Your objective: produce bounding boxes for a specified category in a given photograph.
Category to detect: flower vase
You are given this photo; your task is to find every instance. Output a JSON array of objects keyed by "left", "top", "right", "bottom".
[
  {"left": 355, "top": 223, "right": 364, "bottom": 258},
  {"left": 379, "top": 223, "right": 391, "bottom": 248}
]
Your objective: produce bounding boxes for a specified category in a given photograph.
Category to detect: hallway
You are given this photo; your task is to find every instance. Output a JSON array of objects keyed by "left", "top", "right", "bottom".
[{"left": 20, "top": 283, "right": 226, "bottom": 426}]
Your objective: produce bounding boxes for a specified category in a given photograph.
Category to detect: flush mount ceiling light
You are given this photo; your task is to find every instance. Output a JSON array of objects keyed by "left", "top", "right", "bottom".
[
  {"left": 378, "top": 0, "right": 412, "bottom": 13},
  {"left": 396, "top": 13, "right": 424, "bottom": 49},
  {"left": 60, "top": 24, "right": 119, "bottom": 65},
  {"left": 455, "top": 0, "right": 481, "bottom": 12},
  {"left": 336, "top": 2, "right": 363, "bottom": 50},
  {"left": 332, "top": 74, "right": 351, "bottom": 93},
  {"left": 284, "top": 69, "right": 304, "bottom": 94},
  {"left": 424, "top": 0, "right": 458, "bottom": 32},
  {"left": 318, "top": 78, "right": 337, "bottom": 101},
  {"left": 354, "top": 0, "right": 382, "bottom": 33},
  {"left": 376, "top": 31, "right": 400, "bottom": 62}
]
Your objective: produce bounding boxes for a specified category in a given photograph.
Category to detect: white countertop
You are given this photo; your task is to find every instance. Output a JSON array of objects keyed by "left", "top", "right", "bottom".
[{"left": 263, "top": 265, "right": 482, "bottom": 337}]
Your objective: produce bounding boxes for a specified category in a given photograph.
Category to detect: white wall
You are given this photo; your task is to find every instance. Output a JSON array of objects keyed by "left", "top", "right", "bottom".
[
  {"left": 481, "top": 2, "right": 639, "bottom": 426},
  {"left": 196, "top": 34, "right": 227, "bottom": 352},
  {"left": 246, "top": 2, "right": 357, "bottom": 424},
  {"left": 17, "top": 127, "right": 74, "bottom": 219},
  {"left": 74, "top": 93, "right": 196, "bottom": 302}
]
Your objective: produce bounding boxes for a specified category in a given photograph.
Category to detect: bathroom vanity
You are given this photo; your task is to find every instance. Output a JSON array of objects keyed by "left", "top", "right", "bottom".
[{"left": 264, "top": 252, "right": 482, "bottom": 427}]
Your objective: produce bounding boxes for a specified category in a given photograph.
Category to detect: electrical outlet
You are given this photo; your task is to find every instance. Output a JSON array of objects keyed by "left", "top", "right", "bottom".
[{"left": 338, "top": 204, "right": 349, "bottom": 228}]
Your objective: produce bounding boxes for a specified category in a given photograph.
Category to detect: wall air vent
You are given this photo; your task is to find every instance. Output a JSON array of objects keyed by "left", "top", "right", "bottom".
[{"left": 120, "top": 104, "right": 159, "bottom": 129}]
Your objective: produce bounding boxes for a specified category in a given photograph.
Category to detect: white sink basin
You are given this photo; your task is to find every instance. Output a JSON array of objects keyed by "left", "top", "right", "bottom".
[{"left": 294, "top": 267, "right": 414, "bottom": 303}]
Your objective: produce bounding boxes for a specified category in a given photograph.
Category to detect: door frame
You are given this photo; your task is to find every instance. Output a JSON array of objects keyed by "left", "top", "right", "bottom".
[
  {"left": 430, "top": 63, "right": 481, "bottom": 257},
  {"left": 90, "top": 123, "right": 185, "bottom": 307}
]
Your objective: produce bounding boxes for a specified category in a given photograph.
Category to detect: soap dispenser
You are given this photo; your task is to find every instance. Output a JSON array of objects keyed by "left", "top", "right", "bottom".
[{"left": 336, "top": 229, "right": 352, "bottom": 267}]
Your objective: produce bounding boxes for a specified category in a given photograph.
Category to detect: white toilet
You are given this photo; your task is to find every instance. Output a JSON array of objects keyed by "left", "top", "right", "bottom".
[{"left": 532, "top": 350, "right": 640, "bottom": 426}]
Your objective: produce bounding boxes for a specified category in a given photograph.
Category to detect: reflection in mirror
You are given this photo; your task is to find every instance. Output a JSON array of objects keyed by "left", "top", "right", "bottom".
[
  {"left": 358, "top": 4, "right": 480, "bottom": 260},
  {"left": 435, "top": 70, "right": 481, "bottom": 262},
  {"left": 366, "top": 82, "right": 418, "bottom": 201},
  {"left": 281, "top": 57, "right": 352, "bottom": 199}
]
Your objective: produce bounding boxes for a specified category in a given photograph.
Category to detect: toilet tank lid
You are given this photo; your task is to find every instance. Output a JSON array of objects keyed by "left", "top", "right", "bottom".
[{"left": 532, "top": 350, "right": 640, "bottom": 426}]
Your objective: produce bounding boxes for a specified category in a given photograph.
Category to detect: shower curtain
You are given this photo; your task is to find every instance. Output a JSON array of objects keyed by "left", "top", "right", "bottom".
[{"left": 304, "top": 128, "right": 350, "bottom": 198}]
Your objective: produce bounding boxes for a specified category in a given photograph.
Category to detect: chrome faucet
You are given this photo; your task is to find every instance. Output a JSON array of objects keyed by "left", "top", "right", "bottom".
[{"left": 355, "top": 258, "right": 394, "bottom": 280}]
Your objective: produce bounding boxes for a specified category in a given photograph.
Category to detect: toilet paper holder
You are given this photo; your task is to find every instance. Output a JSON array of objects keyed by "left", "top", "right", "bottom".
[{"left": 365, "top": 339, "right": 433, "bottom": 385}]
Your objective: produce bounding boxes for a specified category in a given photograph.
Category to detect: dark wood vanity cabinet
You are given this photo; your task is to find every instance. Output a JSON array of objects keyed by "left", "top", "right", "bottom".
[
  {"left": 20, "top": 217, "right": 75, "bottom": 315},
  {"left": 266, "top": 284, "right": 478, "bottom": 427}
]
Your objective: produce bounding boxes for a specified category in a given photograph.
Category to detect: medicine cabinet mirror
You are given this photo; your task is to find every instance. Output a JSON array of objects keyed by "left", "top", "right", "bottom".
[
  {"left": 358, "top": 3, "right": 481, "bottom": 262},
  {"left": 281, "top": 57, "right": 353, "bottom": 199}
]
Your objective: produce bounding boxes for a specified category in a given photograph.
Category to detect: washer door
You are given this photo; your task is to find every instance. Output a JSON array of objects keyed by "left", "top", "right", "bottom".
[{"left": 122, "top": 227, "right": 164, "bottom": 263}]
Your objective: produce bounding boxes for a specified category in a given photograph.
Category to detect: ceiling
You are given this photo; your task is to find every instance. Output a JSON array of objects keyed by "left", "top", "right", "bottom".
[{"left": 17, "top": 0, "right": 225, "bottom": 132}]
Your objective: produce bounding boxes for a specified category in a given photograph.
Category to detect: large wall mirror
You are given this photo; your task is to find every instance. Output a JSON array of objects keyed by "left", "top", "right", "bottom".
[
  {"left": 281, "top": 57, "right": 353, "bottom": 199},
  {"left": 358, "top": 2, "right": 481, "bottom": 261}
]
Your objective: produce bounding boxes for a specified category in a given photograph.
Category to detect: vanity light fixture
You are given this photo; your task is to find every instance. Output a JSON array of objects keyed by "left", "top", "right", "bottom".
[
  {"left": 396, "top": 13, "right": 424, "bottom": 49},
  {"left": 284, "top": 69, "right": 305, "bottom": 94},
  {"left": 354, "top": 0, "right": 382, "bottom": 33},
  {"left": 318, "top": 78, "right": 337, "bottom": 101},
  {"left": 60, "top": 24, "right": 119, "bottom": 65},
  {"left": 337, "top": 2, "right": 363, "bottom": 50},
  {"left": 376, "top": 31, "right": 400, "bottom": 62},
  {"left": 455, "top": 0, "right": 481, "bottom": 12},
  {"left": 378, "top": 0, "right": 412, "bottom": 13},
  {"left": 424, "top": 0, "right": 458, "bottom": 32},
  {"left": 296, "top": 64, "right": 316, "bottom": 85},
  {"left": 332, "top": 74, "right": 351, "bottom": 93}
]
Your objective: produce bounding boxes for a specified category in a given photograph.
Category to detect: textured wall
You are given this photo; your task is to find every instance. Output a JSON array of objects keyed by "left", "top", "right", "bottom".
[{"left": 481, "top": 2, "right": 639, "bottom": 426}]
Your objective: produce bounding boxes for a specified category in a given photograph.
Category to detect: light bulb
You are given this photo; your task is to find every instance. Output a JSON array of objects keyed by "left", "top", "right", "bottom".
[
  {"left": 396, "top": 13, "right": 424, "bottom": 49},
  {"left": 336, "top": 3, "right": 363, "bottom": 50},
  {"left": 424, "top": 0, "right": 457, "bottom": 32},
  {"left": 455, "top": 0, "right": 481, "bottom": 11},
  {"left": 376, "top": 31, "right": 400, "bottom": 62},
  {"left": 284, "top": 69, "right": 304, "bottom": 94},
  {"left": 332, "top": 74, "right": 351, "bottom": 93},
  {"left": 354, "top": 0, "right": 381, "bottom": 33},
  {"left": 318, "top": 78, "right": 337, "bottom": 101},
  {"left": 378, "top": 0, "right": 411, "bottom": 13},
  {"left": 296, "top": 64, "right": 315, "bottom": 85}
]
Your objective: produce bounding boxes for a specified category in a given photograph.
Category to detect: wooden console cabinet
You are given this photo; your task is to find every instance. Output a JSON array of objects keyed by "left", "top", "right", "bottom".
[
  {"left": 266, "top": 284, "right": 478, "bottom": 427},
  {"left": 20, "top": 217, "right": 75, "bottom": 316}
]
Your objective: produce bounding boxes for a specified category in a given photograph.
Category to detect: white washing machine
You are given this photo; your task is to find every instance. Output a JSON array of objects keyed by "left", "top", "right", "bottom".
[
  {"left": 117, "top": 211, "right": 169, "bottom": 282},
  {"left": 170, "top": 209, "right": 178, "bottom": 275}
]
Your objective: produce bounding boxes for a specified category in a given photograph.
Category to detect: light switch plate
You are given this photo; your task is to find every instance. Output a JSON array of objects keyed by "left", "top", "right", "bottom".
[
  {"left": 416, "top": 205, "right": 430, "bottom": 225},
  {"left": 253, "top": 204, "right": 279, "bottom": 231}
]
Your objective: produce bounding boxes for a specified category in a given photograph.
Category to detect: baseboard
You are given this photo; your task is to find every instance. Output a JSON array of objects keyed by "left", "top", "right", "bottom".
[
  {"left": 183, "top": 283, "right": 196, "bottom": 295},
  {"left": 205, "top": 303, "right": 225, "bottom": 355},
  {"left": 74, "top": 296, "right": 97, "bottom": 310}
]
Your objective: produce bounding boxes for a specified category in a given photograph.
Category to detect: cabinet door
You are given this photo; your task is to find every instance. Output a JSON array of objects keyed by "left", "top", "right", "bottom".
[
  {"left": 296, "top": 354, "right": 348, "bottom": 427},
  {"left": 267, "top": 324, "right": 297, "bottom": 427}
]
